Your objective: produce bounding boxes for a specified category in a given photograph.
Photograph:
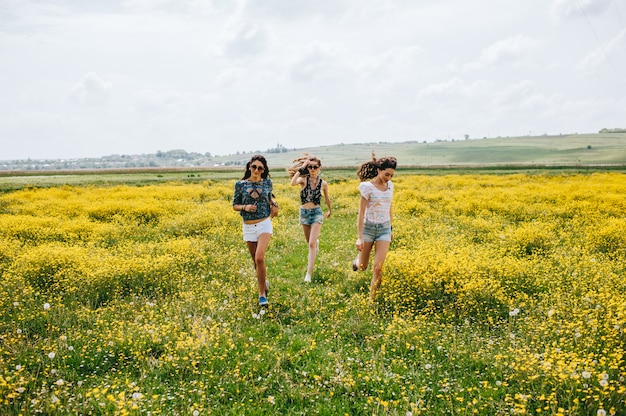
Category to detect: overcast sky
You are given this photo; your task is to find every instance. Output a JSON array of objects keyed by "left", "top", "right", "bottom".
[{"left": 1, "top": 0, "right": 625, "bottom": 160}]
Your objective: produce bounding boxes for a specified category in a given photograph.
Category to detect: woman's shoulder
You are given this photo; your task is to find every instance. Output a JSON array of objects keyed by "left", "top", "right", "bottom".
[{"left": 358, "top": 181, "right": 374, "bottom": 194}]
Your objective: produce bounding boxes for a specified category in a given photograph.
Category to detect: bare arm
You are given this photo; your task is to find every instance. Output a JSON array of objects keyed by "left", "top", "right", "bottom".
[
  {"left": 290, "top": 169, "right": 306, "bottom": 187},
  {"left": 355, "top": 196, "right": 367, "bottom": 251},
  {"left": 389, "top": 202, "right": 393, "bottom": 240},
  {"left": 290, "top": 172, "right": 305, "bottom": 187},
  {"left": 322, "top": 181, "right": 332, "bottom": 218}
]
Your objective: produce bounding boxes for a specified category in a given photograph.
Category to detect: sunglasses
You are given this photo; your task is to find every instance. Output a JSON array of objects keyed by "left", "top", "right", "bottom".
[
  {"left": 307, "top": 165, "right": 320, "bottom": 170},
  {"left": 250, "top": 164, "right": 265, "bottom": 171}
]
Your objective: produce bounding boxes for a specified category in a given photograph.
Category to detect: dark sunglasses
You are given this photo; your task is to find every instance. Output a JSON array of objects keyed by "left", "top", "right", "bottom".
[
  {"left": 250, "top": 164, "right": 265, "bottom": 171},
  {"left": 307, "top": 165, "right": 320, "bottom": 170}
]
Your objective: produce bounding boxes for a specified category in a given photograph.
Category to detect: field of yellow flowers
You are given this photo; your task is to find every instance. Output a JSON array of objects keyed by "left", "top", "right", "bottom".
[{"left": 0, "top": 171, "right": 624, "bottom": 415}]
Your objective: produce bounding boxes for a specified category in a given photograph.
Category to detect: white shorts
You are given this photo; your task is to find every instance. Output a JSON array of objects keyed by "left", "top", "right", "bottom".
[{"left": 242, "top": 217, "right": 273, "bottom": 242}]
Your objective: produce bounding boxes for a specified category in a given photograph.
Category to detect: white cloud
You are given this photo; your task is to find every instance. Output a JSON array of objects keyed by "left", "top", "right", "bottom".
[
  {"left": 284, "top": 117, "right": 322, "bottom": 132},
  {"left": 354, "top": 46, "right": 424, "bottom": 93},
  {"left": 579, "top": 29, "right": 626, "bottom": 69},
  {"left": 1, "top": 0, "right": 625, "bottom": 159},
  {"left": 464, "top": 35, "right": 539, "bottom": 71},
  {"left": 120, "top": 0, "right": 177, "bottom": 12},
  {"left": 132, "top": 89, "right": 184, "bottom": 113},
  {"left": 488, "top": 81, "right": 556, "bottom": 130},
  {"left": 289, "top": 43, "right": 349, "bottom": 82},
  {"left": 519, "top": 93, "right": 554, "bottom": 112},
  {"left": 242, "top": 0, "right": 352, "bottom": 19},
  {"left": 551, "top": 0, "right": 613, "bottom": 19},
  {"left": 218, "top": 21, "right": 270, "bottom": 58},
  {"left": 69, "top": 72, "right": 111, "bottom": 106},
  {"left": 417, "top": 77, "right": 486, "bottom": 101},
  {"left": 213, "top": 67, "right": 250, "bottom": 88},
  {"left": 187, "top": 0, "right": 240, "bottom": 15},
  {"left": 493, "top": 80, "right": 537, "bottom": 106}
]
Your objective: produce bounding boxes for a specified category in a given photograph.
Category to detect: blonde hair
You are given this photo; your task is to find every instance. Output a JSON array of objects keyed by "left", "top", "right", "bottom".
[
  {"left": 287, "top": 153, "right": 322, "bottom": 178},
  {"left": 357, "top": 151, "right": 397, "bottom": 181}
]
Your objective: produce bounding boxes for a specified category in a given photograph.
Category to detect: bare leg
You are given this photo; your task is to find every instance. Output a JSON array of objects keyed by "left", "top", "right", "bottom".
[
  {"left": 246, "top": 233, "right": 271, "bottom": 297},
  {"left": 306, "top": 222, "right": 322, "bottom": 277},
  {"left": 370, "top": 240, "right": 390, "bottom": 302},
  {"left": 302, "top": 224, "right": 311, "bottom": 244},
  {"left": 246, "top": 241, "right": 258, "bottom": 266},
  {"left": 357, "top": 242, "right": 374, "bottom": 271}
]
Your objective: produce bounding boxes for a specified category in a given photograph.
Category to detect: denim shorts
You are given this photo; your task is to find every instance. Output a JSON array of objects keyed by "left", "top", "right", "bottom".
[
  {"left": 362, "top": 221, "right": 392, "bottom": 243},
  {"left": 299, "top": 207, "right": 324, "bottom": 225},
  {"left": 242, "top": 217, "right": 273, "bottom": 242}
]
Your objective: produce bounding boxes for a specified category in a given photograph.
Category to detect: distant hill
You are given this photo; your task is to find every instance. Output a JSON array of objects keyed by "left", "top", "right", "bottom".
[
  {"left": 2, "top": 133, "right": 626, "bottom": 172},
  {"left": 213, "top": 132, "right": 626, "bottom": 168}
]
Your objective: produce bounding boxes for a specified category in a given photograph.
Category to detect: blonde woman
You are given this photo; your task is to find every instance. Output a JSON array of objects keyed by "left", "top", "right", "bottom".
[
  {"left": 288, "top": 155, "right": 332, "bottom": 283},
  {"left": 233, "top": 155, "right": 278, "bottom": 306},
  {"left": 352, "top": 153, "right": 397, "bottom": 302}
]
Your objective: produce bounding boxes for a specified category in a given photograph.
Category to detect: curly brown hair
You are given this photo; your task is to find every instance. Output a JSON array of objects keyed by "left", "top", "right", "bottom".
[{"left": 357, "top": 151, "right": 397, "bottom": 181}]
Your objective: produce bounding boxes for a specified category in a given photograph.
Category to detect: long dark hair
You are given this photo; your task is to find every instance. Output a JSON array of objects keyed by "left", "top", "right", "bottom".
[
  {"left": 242, "top": 155, "right": 270, "bottom": 180},
  {"left": 357, "top": 151, "right": 397, "bottom": 181}
]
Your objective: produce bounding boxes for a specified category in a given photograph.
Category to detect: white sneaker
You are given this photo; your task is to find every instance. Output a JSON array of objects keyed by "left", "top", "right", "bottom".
[
  {"left": 351, "top": 253, "right": 360, "bottom": 271},
  {"left": 304, "top": 274, "right": 311, "bottom": 283}
]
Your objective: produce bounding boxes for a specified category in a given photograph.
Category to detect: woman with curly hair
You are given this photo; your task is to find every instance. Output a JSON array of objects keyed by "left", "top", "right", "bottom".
[
  {"left": 288, "top": 154, "right": 332, "bottom": 283},
  {"left": 352, "top": 153, "right": 397, "bottom": 302},
  {"left": 232, "top": 155, "right": 278, "bottom": 307}
]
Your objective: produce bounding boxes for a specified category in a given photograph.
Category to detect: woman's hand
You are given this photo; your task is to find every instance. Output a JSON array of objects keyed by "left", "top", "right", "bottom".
[
  {"left": 298, "top": 160, "right": 309, "bottom": 175},
  {"left": 355, "top": 238, "right": 363, "bottom": 251}
]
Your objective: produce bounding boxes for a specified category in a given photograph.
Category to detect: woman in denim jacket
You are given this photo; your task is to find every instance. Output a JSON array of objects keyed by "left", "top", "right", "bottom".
[{"left": 233, "top": 155, "right": 278, "bottom": 307}]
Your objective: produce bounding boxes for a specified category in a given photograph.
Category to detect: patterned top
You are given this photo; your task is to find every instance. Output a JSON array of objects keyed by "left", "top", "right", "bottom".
[
  {"left": 300, "top": 177, "right": 322, "bottom": 205},
  {"left": 233, "top": 178, "right": 273, "bottom": 221},
  {"left": 358, "top": 181, "right": 394, "bottom": 224}
]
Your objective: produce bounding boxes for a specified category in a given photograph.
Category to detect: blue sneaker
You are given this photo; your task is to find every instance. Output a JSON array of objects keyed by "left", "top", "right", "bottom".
[{"left": 259, "top": 296, "right": 268, "bottom": 306}]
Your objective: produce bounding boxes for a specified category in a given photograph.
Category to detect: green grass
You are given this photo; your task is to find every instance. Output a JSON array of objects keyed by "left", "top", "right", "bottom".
[
  {"left": 3, "top": 133, "right": 626, "bottom": 182},
  {"left": 0, "top": 171, "right": 625, "bottom": 415},
  {"left": 2, "top": 164, "right": 626, "bottom": 194}
]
